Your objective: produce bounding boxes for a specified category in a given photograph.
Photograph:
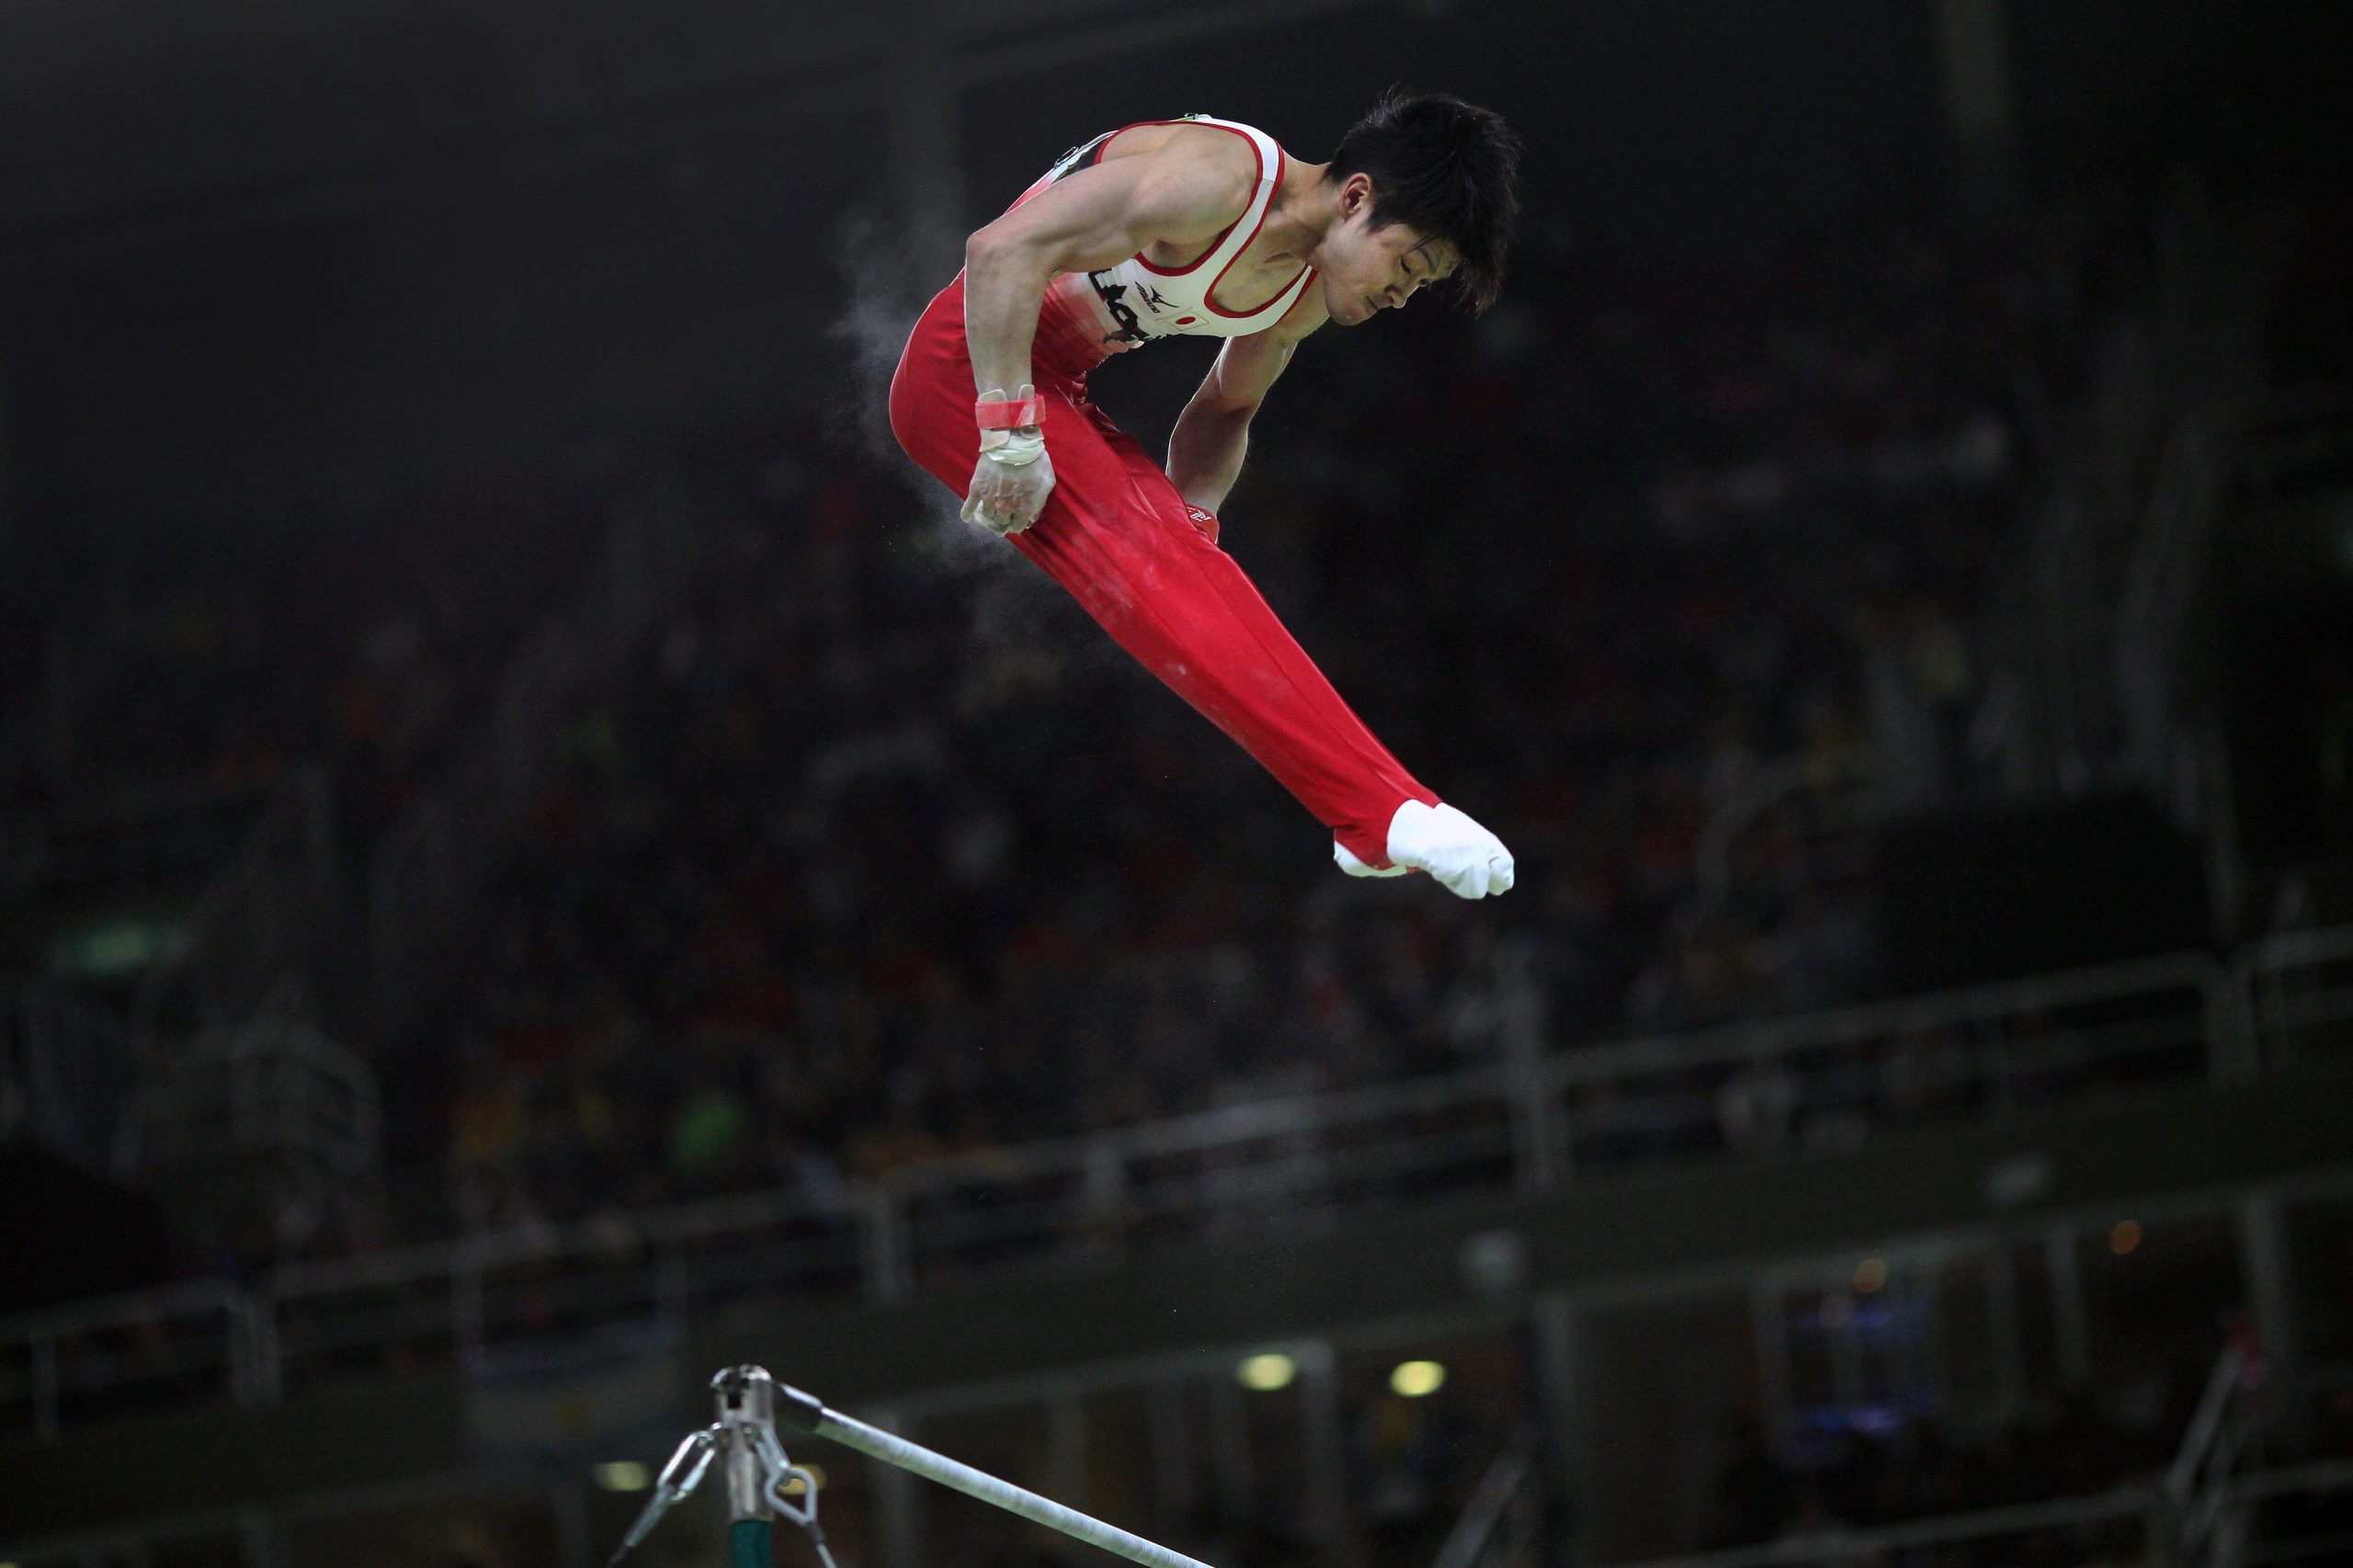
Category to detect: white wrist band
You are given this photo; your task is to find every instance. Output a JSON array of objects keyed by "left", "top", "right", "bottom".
[{"left": 980, "top": 427, "right": 1047, "bottom": 466}]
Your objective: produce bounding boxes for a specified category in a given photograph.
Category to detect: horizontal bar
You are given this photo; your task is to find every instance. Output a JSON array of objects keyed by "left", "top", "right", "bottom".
[{"left": 778, "top": 1383, "right": 1215, "bottom": 1568}]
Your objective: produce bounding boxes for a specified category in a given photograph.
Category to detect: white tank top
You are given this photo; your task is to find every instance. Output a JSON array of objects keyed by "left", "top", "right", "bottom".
[{"left": 1016, "top": 115, "right": 1320, "bottom": 362}]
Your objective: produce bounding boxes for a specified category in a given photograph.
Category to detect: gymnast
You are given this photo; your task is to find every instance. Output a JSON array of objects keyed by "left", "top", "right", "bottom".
[{"left": 888, "top": 89, "right": 1523, "bottom": 898}]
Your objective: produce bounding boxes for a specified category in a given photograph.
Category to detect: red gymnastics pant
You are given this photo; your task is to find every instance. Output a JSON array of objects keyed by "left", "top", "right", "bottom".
[{"left": 887, "top": 271, "right": 1437, "bottom": 868}]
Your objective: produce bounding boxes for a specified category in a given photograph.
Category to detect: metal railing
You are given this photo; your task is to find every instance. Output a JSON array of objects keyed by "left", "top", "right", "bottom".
[
  {"left": 10, "top": 1441, "right": 2347, "bottom": 1568},
  {"left": 0, "top": 1469, "right": 580, "bottom": 1568},
  {"left": 1432, "top": 1436, "right": 1540, "bottom": 1568},
  {"left": 0, "top": 774, "right": 277, "bottom": 903},
  {"left": 2165, "top": 1342, "right": 2258, "bottom": 1560},
  {"left": 2160, "top": 1338, "right": 2353, "bottom": 1566},
  {"left": 1611, "top": 1484, "right": 2161, "bottom": 1568},
  {"left": 1548, "top": 946, "right": 2224, "bottom": 1164},
  {"left": 4, "top": 927, "right": 2347, "bottom": 1445},
  {"left": 1978, "top": 178, "right": 2298, "bottom": 806},
  {"left": 0, "top": 1277, "right": 267, "bottom": 1444},
  {"left": 2, "top": 984, "right": 145, "bottom": 1176},
  {"left": 0, "top": 763, "right": 340, "bottom": 1043},
  {"left": 117, "top": 1014, "right": 382, "bottom": 1185},
  {"left": 2210, "top": 1458, "right": 2353, "bottom": 1567},
  {"left": 129, "top": 763, "right": 343, "bottom": 1038},
  {"left": 2234, "top": 925, "right": 2353, "bottom": 1075}
]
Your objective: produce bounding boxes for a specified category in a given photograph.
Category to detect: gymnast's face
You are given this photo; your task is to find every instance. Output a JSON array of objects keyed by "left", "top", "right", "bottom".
[{"left": 1314, "top": 173, "right": 1459, "bottom": 327}]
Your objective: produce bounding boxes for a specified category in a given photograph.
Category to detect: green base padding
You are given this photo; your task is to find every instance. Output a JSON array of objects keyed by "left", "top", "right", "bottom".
[{"left": 731, "top": 1518, "right": 773, "bottom": 1568}]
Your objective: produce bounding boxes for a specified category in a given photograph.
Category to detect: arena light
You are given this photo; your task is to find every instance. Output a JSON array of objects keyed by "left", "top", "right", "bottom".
[
  {"left": 2109, "top": 1220, "right": 2143, "bottom": 1256},
  {"left": 779, "top": 1463, "right": 827, "bottom": 1495},
  {"left": 596, "top": 1460, "right": 653, "bottom": 1492},
  {"left": 1390, "top": 1360, "right": 1446, "bottom": 1398},
  {"left": 1236, "top": 1353, "right": 1297, "bottom": 1392}
]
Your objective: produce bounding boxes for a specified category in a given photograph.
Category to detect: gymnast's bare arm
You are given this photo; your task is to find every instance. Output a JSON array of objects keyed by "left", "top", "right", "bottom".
[
  {"left": 961, "top": 129, "right": 1257, "bottom": 404},
  {"left": 1167, "top": 296, "right": 1327, "bottom": 516}
]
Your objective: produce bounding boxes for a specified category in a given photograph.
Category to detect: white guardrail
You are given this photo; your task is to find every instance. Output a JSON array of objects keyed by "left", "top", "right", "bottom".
[
  {"left": 1612, "top": 1484, "right": 2163, "bottom": 1568},
  {"left": 3, "top": 928, "right": 2347, "bottom": 1444},
  {"left": 1609, "top": 1338, "right": 2352, "bottom": 1568}
]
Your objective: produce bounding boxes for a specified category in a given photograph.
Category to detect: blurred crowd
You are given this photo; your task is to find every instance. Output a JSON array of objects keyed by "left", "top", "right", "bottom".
[
  {"left": 414, "top": 187, "right": 2145, "bottom": 1239},
  {"left": 0, "top": 177, "right": 2171, "bottom": 1261},
  {"left": 2, "top": 485, "right": 592, "bottom": 824},
  {"left": 4, "top": 40, "right": 2346, "bottom": 1568}
]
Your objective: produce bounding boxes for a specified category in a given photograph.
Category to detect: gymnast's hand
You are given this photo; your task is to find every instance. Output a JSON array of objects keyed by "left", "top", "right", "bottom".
[{"left": 962, "top": 386, "right": 1056, "bottom": 536}]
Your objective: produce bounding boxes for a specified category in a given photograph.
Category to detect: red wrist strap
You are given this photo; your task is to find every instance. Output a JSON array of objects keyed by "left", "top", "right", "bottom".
[{"left": 975, "top": 394, "right": 1042, "bottom": 430}]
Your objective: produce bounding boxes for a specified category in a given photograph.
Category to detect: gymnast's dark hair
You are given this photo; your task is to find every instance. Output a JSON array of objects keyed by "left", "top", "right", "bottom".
[{"left": 1327, "top": 85, "right": 1522, "bottom": 313}]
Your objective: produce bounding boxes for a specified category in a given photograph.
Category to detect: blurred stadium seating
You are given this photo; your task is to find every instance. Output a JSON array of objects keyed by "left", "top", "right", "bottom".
[{"left": 6, "top": 4, "right": 2353, "bottom": 1564}]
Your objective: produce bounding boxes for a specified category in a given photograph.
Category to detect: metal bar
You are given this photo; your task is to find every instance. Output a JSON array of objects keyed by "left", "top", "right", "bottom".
[
  {"left": 895, "top": 1065, "right": 1509, "bottom": 1192},
  {"left": 2207, "top": 957, "right": 2259, "bottom": 1081},
  {"left": 1210, "top": 1369, "right": 1253, "bottom": 1533},
  {"left": 2180, "top": 1346, "right": 2245, "bottom": 1494},
  {"left": 1749, "top": 1281, "right": 1792, "bottom": 1449},
  {"left": 1298, "top": 1341, "right": 1348, "bottom": 1563},
  {"left": 2240, "top": 1524, "right": 2353, "bottom": 1568},
  {"left": 1050, "top": 1385, "right": 1089, "bottom": 1513},
  {"left": 2245, "top": 923, "right": 2353, "bottom": 973},
  {"left": 2221, "top": 1455, "right": 2353, "bottom": 1505},
  {"left": 867, "top": 1407, "right": 921, "bottom": 1568},
  {"left": 1984, "top": 1244, "right": 2026, "bottom": 1424},
  {"left": 551, "top": 1483, "right": 591, "bottom": 1568},
  {"left": 264, "top": 1180, "right": 838, "bottom": 1298},
  {"left": 1551, "top": 949, "right": 2222, "bottom": 1092},
  {"left": 782, "top": 1386, "right": 1219, "bottom": 1568},
  {"left": 0, "top": 1274, "right": 246, "bottom": 1345},
  {"left": 2241, "top": 1191, "right": 2302, "bottom": 1445},
  {"left": 1497, "top": 935, "right": 1561, "bottom": 1193},
  {"left": 1431, "top": 1441, "right": 1533, "bottom": 1568},
  {"left": 1525, "top": 1294, "right": 1587, "bottom": 1562},
  {"left": 451, "top": 1256, "right": 487, "bottom": 1371},
  {"left": 1826, "top": 1279, "right": 1867, "bottom": 1413},
  {"left": 30, "top": 1335, "right": 61, "bottom": 1442},
  {"left": 238, "top": 1506, "right": 278, "bottom": 1568},
  {"left": 1145, "top": 1381, "right": 1194, "bottom": 1528},
  {"left": 859, "top": 1184, "right": 912, "bottom": 1304},
  {"left": 2, "top": 1470, "right": 530, "bottom": 1562},
  {"left": 2044, "top": 1225, "right": 2091, "bottom": 1388}
]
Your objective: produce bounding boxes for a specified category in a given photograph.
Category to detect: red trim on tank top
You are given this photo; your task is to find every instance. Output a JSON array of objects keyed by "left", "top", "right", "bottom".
[
  {"left": 1017, "top": 119, "right": 1310, "bottom": 328},
  {"left": 1104, "top": 120, "right": 1262, "bottom": 278},
  {"left": 1203, "top": 142, "right": 1311, "bottom": 320}
]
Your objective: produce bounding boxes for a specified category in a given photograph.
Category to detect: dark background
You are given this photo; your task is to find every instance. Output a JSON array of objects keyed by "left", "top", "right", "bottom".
[
  {"left": 5, "top": 0, "right": 2342, "bottom": 539},
  {"left": 4, "top": 4, "right": 2353, "bottom": 1565}
]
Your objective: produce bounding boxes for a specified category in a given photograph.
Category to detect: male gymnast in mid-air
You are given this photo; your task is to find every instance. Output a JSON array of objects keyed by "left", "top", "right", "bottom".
[{"left": 889, "top": 88, "right": 1521, "bottom": 898}]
